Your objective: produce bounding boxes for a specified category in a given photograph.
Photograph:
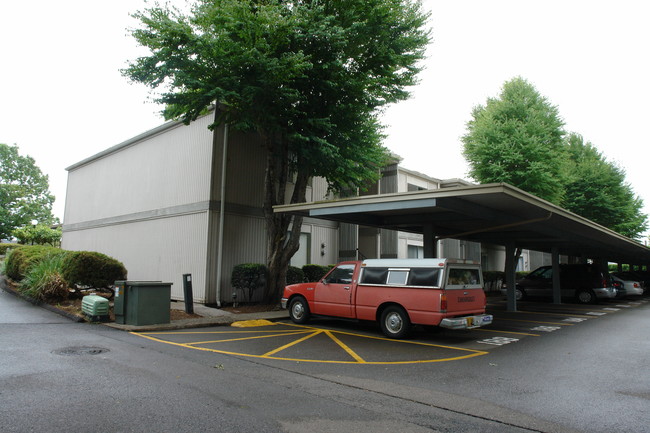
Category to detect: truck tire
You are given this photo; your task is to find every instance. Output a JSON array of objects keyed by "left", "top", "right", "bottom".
[
  {"left": 380, "top": 305, "right": 411, "bottom": 339},
  {"left": 289, "top": 297, "right": 311, "bottom": 324}
]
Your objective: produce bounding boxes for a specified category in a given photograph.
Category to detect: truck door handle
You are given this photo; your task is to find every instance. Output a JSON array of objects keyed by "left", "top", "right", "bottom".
[{"left": 343, "top": 286, "right": 350, "bottom": 290}]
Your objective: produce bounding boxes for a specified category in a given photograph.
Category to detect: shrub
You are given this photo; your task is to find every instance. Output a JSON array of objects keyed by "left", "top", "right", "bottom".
[
  {"left": 231, "top": 263, "right": 268, "bottom": 302},
  {"left": 286, "top": 266, "right": 305, "bottom": 285},
  {"left": 302, "top": 264, "right": 330, "bottom": 282},
  {"left": 0, "top": 243, "right": 20, "bottom": 255},
  {"left": 4, "top": 245, "right": 62, "bottom": 281},
  {"left": 61, "top": 251, "right": 127, "bottom": 289},
  {"left": 20, "top": 253, "right": 68, "bottom": 301}
]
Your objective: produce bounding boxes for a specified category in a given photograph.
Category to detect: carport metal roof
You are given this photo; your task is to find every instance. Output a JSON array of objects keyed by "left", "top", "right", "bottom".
[{"left": 274, "top": 183, "right": 650, "bottom": 265}]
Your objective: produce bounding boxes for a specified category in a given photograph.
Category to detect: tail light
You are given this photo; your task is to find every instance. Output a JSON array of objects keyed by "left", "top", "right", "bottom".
[
  {"left": 440, "top": 294, "right": 447, "bottom": 313},
  {"left": 634, "top": 283, "right": 640, "bottom": 288}
]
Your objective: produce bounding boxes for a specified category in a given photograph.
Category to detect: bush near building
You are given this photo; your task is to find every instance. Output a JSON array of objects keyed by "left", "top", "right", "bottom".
[
  {"left": 2, "top": 245, "right": 127, "bottom": 302},
  {"left": 302, "top": 264, "right": 332, "bottom": 282}
]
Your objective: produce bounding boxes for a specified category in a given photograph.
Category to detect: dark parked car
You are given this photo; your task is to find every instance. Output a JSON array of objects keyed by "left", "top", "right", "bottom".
[{"left": 501, "top": 264, "right": 616, "bottom": 304}]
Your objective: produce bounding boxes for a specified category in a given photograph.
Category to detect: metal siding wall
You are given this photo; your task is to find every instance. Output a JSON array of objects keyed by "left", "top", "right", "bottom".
[
  {"left": 64, "top": 115, "right": 214, "bottom": 225},
  {"left": 61, "top": 212, "right": 210, "bottom": 302},
  {"left": 309, "top": 223, "right": 338, "bottom": 266},
  {"left": 338, "top": 223, "right": 358, "bottom": 261},
  {"left": 219, "top": 213, "right": 267, "bottom": 303}
]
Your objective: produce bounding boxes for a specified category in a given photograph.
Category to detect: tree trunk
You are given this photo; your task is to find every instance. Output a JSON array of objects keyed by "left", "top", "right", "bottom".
[{"left": 262, "top": 140, "right": 310, "bottom": 303}]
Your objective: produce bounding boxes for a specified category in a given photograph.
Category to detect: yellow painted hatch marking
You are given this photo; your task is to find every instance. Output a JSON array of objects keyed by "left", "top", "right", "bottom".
[
  {"left": 262, "top": 330, "right": 323, "bottom": 357},
  {"left": 187, "top": 330, "right": 313, "bottom": 346},
  {"left": 132, "top": 322, "right": 490, "bottom": 365},
  {"left": 324, "top": 330, "right": 366, "bottom": 363}
]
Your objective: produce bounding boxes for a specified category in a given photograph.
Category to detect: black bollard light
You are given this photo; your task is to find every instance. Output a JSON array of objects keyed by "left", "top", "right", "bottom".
[{"left": 182, "top": 274, "right": 194, "bottom": 314}]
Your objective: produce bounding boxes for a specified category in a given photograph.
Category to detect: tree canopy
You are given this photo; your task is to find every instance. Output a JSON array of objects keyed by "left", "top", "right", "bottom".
[
  {"left": 0, "top": 143, "right": 57, "bottom": 241},
  {"left": 124, "top": 0, "right": 431, "bottom": 300},
  {"left": 462, "top": 78, "right": 647, "bottom": 241},
  {"left": 462, "top": 77, "right": 567, "bottom": 204},
  {"left": 562, "top": 133, "right": 647, "bottom": 240}
]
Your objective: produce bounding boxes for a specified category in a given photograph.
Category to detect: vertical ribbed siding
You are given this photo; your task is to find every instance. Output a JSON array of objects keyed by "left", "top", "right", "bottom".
[
  {"left": 64, "top": 115, "right": 215, "bottom": 225},
  {"left": 61, "top": 212, "right": 210, "bottom": 302},
  {"left": 216, "top": 213, "right": 267, "bottom": 303}
]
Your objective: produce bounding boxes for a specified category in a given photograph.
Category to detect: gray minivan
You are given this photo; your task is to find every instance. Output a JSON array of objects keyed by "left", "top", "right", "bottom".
[{"left": 503, "top": 264, "right": 616, "bottom": 304}]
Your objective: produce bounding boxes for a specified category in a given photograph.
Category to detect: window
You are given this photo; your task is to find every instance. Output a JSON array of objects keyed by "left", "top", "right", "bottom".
[
  {"left": 447, "top": 268, "right": 480, "bottom": 286},
  {"left": 407, "top": 268, "right": 441, "bottom": 287},
  {"left": 407, "top": 245, "right": 424, "bottom": 258},
  {"left": 360, "top": 267, "right": 389, "bottom": 284},
  {"left": 386, "top": 270, "right": 409, "bottom": 285},
  {"left": 325, "top": 264, "right": 355, "bottom": 284}
]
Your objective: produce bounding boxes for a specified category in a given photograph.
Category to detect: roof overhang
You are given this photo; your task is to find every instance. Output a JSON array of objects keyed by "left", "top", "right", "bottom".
[{"left": 274, "top": 183, "right": 650, "bottom": 265}]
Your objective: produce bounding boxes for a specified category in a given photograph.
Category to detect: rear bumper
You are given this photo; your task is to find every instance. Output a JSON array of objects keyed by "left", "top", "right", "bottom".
[
  {"left": 281, "top": 298, "right": 288, "bottom": 309},
  {"left": 440, "top": 314, "right": 493, "bottom": 330},
  {"left": 593, "top": 288, "right": 616, "bottom": 299}
]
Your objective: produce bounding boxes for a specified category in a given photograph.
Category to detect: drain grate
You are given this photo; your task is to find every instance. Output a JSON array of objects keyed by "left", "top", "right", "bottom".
[{"left": 53, "top": 347, "right": 109, "bottom": 356}]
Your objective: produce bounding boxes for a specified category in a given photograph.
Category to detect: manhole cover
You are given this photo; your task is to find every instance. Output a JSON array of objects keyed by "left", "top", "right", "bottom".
[{"left": 53, "top": 347, "right": 109, "bottom": 356}]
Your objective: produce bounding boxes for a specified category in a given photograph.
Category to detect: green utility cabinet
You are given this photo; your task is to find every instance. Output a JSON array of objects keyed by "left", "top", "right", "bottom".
[{"left": 114, "top": 281, "right": 172, "bottom": 326}]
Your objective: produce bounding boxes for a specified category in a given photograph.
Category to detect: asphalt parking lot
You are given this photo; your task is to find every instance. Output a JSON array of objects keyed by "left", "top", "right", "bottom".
[{"left": 136, "top": 295, "right": 649, "bottom": 364}]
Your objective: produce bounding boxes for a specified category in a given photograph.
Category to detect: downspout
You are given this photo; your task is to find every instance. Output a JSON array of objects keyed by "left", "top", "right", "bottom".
[{"left": 215, "top": 123, "right": 229, "bottom": 307}]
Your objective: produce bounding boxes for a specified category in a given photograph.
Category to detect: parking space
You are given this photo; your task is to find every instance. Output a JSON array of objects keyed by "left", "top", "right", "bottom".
[{"left": 135, "top": 296, "right": 649, "bottom": 364}]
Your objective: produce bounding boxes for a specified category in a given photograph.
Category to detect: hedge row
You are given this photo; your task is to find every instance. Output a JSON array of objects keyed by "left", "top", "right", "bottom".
[
  {"left": 0, "top": 243, "right": 20, "bottom": 255},
  {"left": 231, "top": 263, "right": 334, "bottom": 302},
  {"left": 4, "top": 245, "right": 127, "bottom": 289}
]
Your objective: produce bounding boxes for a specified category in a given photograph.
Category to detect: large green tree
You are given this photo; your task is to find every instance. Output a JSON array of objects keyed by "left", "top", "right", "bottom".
[
  {"left": 462, "top": 77, "right": 567, "bottom": 204},
  {"left": 562, "top": 133, "right": 647, "bottom": 240},
  {"left": 0, "top": 143, "right": 57, "bottom": 241},
  {"left": 124, "top": 0, "right": 430, "bottom": 301}
]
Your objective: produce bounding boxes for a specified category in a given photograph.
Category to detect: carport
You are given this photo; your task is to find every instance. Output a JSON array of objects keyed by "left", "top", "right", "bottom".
[{"left": 275, "top": 183, "right": 650, "bottom": 311}]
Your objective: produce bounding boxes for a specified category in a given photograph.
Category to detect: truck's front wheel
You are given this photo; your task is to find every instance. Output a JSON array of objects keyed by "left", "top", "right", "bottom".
[
  {"left": 380, "top": 306, "right": 411, "bottom": 339},
  {"left": 289, "top": 297, "right": 311, "bottom": 324}
]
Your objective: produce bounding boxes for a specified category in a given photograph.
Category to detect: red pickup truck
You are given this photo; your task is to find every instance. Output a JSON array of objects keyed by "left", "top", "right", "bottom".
[{"left": 281, "top": 259, "right": 493, "bottom": 338}]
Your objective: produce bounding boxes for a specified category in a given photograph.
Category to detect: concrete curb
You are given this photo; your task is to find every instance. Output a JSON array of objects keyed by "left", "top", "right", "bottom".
[{"left": 103, "top": 310, "right": 289, "bottom": 332}]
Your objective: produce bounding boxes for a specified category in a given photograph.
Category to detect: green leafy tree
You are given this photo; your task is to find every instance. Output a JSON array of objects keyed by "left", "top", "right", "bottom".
[
  {"left": 123, "top": 0, "right": 430, "bottom": 301},
  {"left": 462, "top": 77, "right": 567, "bottom": 204},
  {"left": 12, "top": 224, "right": 62, "bottom": 246},
  {"left": 0, "top": 143, "right": 57, "bottom": 241},
  {"left": 562, "top": 133, "right": 647, "bottom": 240}
]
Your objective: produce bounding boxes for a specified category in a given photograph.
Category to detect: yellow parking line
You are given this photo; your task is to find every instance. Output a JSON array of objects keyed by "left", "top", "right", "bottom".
[
  {"left": 325, "top": 330, "right": 366, "bottom": 363},
  {"left": 187, "top": 330, "right": 313, "bottom": 346},
  {"left": 262, "top": 330, "right": 323, "bottom": 357},
  {"left": 133, "top": 331, "right": 489, "bottom": 365},
  {"left": 282, "top": 322, "right": 483, "bottom": 353},
  {"left": 495, "top": 318, "right": 574, "bottom": 326}
]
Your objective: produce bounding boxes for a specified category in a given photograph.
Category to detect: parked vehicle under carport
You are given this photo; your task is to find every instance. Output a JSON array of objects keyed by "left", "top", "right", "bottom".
[
  {"left": 611, "top": 273, "right": 644, "bottom": 296},
  {"left": 501, "top": 264, "right": 617, "bottom": 304}
]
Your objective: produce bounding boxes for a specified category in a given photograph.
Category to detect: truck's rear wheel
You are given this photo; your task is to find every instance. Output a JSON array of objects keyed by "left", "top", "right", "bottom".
[
  {"left": 380, "top": 306, "right": 410, "bottom": 339},
  {"left": 289, "top": 297, "right": 310, "bottom": 324}
]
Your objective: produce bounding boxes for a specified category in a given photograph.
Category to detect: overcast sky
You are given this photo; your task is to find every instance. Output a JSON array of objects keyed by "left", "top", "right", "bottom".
[{"left": 2, "top": 0, "right": 649, "bottom": 236}]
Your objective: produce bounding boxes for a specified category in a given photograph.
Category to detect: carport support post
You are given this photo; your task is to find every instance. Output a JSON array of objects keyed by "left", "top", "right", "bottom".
[
  {"left": 423, "top": 224, "right": 437, "bottom": 258},
  {"left": 505, "top": 243, "right": 517, "bottom": 312},
  {"left": 551, "top": 248, "right": 561, "bottom": 304}
]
